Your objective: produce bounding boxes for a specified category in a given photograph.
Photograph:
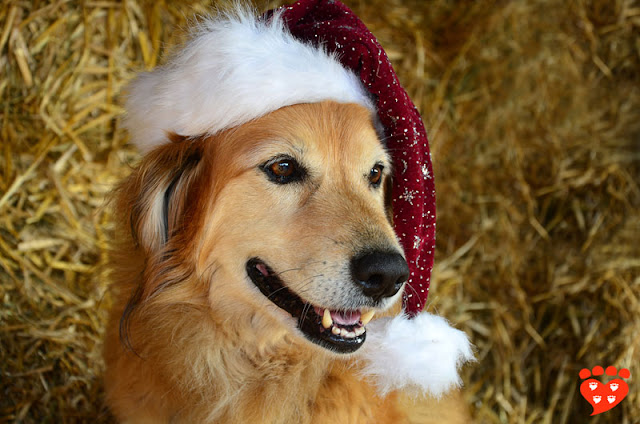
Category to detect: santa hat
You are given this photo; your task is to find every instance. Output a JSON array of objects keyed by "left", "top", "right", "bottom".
[{"left": 125, "top": 0, "right": 473, "bottom": 397}]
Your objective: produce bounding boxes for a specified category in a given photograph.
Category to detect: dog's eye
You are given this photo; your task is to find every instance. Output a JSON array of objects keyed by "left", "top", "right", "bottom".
[
  {"left": 262, "top": 157, "right": 304, "bottom": 184},
  {"left": 270, "top": 161, "right": 294, "bottom": 178},
  {"left": 368, "top": 163, "right": 384, "bottom": 187}
]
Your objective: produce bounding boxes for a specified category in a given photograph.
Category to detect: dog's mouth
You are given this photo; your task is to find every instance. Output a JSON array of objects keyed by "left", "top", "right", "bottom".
[{"left": 246, "top": 258, "right": 373, "bottom": 354}]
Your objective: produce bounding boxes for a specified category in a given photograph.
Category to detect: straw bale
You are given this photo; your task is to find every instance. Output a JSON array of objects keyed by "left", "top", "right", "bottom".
[{"left": 1, "top": 0, "right": 638, "bottom": 423}]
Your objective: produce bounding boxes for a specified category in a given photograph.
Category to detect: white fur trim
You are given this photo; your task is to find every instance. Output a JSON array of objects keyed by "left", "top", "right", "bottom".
[
  {"left": 359, "top": 313, "right": 475, "bottom": 397},
  {"left": 125, "top": 6, "right": 375, "bottom": 153}
]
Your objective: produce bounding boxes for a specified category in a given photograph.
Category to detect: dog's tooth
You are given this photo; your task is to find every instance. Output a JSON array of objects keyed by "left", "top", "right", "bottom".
[
  {"left": 346, "top": 330, "right": 356, "bottom": 338},
  {"left": 360, "top": 310, "right": 375, "bottom": 326},
  {"left": 340, "top": 328, "right": 349, "bottom": 338},
  {"left": 331, "top": 326, "right": 341, "bottom": 335},
  {"left": 322, "top": 309, "right": 333, "bottom": 329},
  {"left": 354, "top": 327, "right": 365, "bottom": 336}
]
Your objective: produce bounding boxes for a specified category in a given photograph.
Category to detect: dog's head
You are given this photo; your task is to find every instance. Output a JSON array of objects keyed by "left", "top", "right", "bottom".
[{"left": 122, "top": 101, "right": 408, "bottom": 354}]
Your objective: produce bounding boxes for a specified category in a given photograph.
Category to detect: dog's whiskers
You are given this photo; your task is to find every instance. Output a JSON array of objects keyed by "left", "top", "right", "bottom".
[
  {"left": 299, "top": 302, "right": 313, "bottom": 327},
  {"left": 403, "top": 279, "right": 420, "bottom": 300},
  {"left": 272, "top": 259, "right": 324, "bottom": 277},
  {"left": 268, "top": 273, "right": 324, "bottom": 302},
  {"left": 267, "top": 285, "right": 293, "bottom": 300},
  {"left": 293, "top": 274, "right": 325, "bottom": 294},
  {"left": 273, "top": 267, "right": 303, "bottom": 277}
]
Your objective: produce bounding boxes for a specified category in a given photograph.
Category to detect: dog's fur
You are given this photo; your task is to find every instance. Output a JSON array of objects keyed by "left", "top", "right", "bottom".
[{"left": 104, "top": 101, "right": 469, "bottom": 423}]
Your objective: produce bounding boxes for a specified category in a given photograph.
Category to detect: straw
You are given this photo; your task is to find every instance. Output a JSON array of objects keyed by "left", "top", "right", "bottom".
[{"left": 1, "top": 1, "right": 638, "bottom": 422}]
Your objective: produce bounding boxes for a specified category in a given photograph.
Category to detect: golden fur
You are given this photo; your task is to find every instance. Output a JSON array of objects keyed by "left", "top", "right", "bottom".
[{"left": 104, "top": 102, "right": 469, "bottom": 423}]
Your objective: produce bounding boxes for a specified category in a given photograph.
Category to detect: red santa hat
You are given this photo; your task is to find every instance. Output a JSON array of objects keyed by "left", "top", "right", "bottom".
[
  {"left": 125, "top": 0, "right": 472, "bottom": 396},
  {"left": 273, "top": 0, "right": 436, "bottom": 318}
]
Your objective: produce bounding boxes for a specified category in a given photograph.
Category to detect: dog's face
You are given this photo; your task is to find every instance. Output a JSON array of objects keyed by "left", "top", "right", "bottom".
[{"left": 130, "top": 102, "right": 408, "bottom": 354}]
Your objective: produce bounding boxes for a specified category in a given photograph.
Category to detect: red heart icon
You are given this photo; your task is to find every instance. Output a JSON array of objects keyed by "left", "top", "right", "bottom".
[{"left": 579, "top": 378, "right": 629, "bottom": 415}]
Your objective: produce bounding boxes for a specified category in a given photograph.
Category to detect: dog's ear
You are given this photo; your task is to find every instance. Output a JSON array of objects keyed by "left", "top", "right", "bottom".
[
  {"left": 115, "top": 135, "right": 206, "bottom": 352},
  {"left": 120, "top": 134, "right": 204, "bottom": 255}
]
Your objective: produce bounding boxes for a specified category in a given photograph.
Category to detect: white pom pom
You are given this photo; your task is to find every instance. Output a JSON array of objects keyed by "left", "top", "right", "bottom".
[{"left": 359, "top": 313, "right": 475, "bottom": 397}]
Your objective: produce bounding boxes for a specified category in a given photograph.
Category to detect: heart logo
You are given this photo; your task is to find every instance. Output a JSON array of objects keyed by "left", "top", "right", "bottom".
[
  {"left": 579, "top": 366, "right": 631, "bottom": 416},
  {"left": 580, "top": 378, "right": 629, "bottom": 415}
]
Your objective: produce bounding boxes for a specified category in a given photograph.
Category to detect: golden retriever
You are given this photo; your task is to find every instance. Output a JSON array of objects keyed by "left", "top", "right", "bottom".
[
  {"left": 103, "top": 3, "right": 475, "bottom": 421},
  {"left": 104, "top": 101, "right": 470, "bottom": 423}
]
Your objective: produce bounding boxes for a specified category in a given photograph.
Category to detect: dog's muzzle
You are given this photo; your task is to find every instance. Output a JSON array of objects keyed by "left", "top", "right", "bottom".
[{"left": 246, "top": 250, "right": 408, "bottom": 354}]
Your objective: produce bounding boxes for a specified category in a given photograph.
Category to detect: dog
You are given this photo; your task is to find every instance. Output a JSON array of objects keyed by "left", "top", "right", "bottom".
[{"left": 103, "top": 3, "right": 473, "bottom": 423}]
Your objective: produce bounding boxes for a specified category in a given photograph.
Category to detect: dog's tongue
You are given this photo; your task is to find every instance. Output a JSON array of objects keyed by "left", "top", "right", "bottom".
[{"left": 331, "top": 310, "right": 361, "bottom": 326}]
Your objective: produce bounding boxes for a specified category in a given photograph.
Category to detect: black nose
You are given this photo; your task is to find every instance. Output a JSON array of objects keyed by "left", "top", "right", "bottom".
[{"left": 351, "top": 251, "right": 409, "bottom": 301}]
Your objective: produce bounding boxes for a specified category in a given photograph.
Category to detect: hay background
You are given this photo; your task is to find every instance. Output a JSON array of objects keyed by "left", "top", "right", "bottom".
[{"left": 1, "top": 0, "right": 638, "bottom": 422}]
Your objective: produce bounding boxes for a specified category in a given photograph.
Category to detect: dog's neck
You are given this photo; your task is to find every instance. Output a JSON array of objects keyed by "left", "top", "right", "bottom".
[{"left": 144, "top": 304, "right": 335, "bottom": 422}]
